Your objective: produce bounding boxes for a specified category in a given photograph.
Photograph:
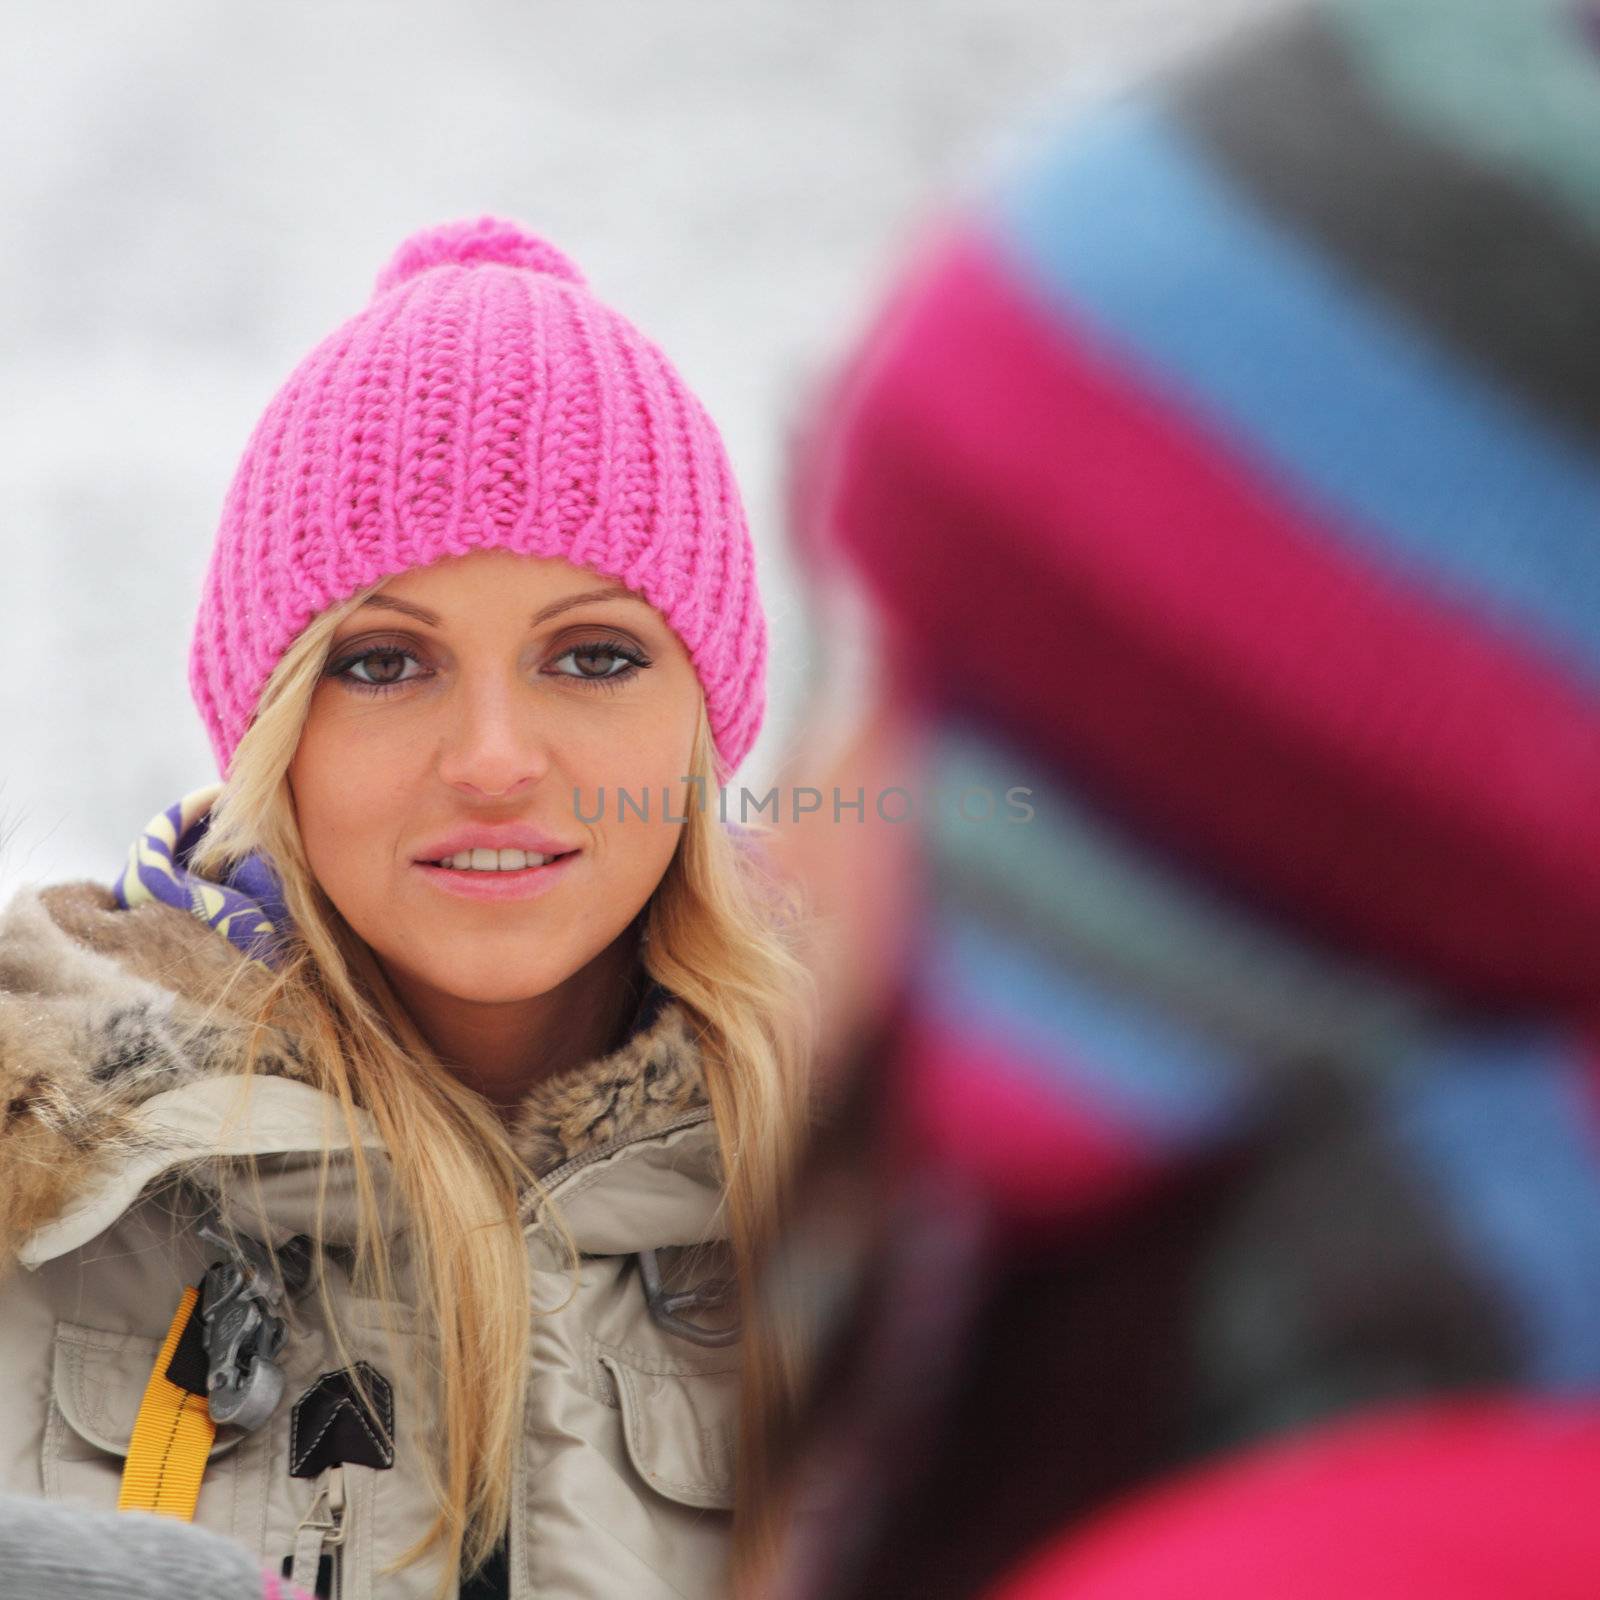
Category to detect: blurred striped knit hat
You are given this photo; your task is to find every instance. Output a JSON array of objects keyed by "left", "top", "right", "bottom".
[
  {"left": 773, "top": 3, "right": 1600, "bottom": 1595},
  {"left": 789, "top": 0, "right": 1600, "bottom": 1226},
  {"left": 189, "top": 216, "right": 766, "bottom": 783},
  {"left": 800, "top": 0, "right": 1600, "bottom": 1053}
]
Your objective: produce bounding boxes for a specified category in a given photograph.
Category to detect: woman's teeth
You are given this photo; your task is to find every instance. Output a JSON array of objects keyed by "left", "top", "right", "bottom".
[{"left": 436, "top": 848, "right": 560, "bottom": 872}]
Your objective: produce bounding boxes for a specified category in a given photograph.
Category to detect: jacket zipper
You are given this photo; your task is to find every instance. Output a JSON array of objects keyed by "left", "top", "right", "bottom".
[
  {"left": 272, "top": 1109, "right": 713, "bottom": 1597},
  {"left": 287, "top": 1462, "right": 347, "bottom": 1600}
]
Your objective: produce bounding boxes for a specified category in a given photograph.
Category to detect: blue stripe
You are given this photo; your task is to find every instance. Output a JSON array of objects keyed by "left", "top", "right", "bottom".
[
  {"left": 1387, "top": 1031, "right": 1600, "bottom": 1388},
  {"left": 915, "top": 902, "right": 1247, "bottom": 1145},
  {"left": 985, "top": 99, "right": 1600, "bottom": 686},
  {"left": 920, "top": 711, "right": 1434, "bottom": 1070}
]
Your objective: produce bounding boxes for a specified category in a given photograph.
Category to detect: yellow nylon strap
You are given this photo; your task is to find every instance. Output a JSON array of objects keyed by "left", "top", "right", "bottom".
[{"left": 117, "top": 1284, "right": 216, "bottom": 1519}]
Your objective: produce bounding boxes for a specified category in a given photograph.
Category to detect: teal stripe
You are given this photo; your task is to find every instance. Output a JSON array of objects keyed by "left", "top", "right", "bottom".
[
  {"left": 1332, "top": 0, "right": 1600, "bottom": 234},
  {"left": 923, "top": 716, "right": 1441, "bottom": 1075},
  {"left": 917, "top": 900, "right": 1246, "bottom": 1142}
]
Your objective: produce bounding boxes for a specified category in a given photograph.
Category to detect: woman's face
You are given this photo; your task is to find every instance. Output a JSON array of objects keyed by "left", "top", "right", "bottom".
[{"left": 288, "top": 548, "right": 701, "bottom": 1012}]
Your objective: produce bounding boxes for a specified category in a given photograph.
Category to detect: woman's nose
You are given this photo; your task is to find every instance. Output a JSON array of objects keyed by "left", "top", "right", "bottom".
[{"left": 434, "top": 678, "right": 554, "bottom": 799}]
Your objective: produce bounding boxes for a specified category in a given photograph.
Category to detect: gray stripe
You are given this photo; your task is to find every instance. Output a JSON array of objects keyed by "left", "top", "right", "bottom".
[{"left": 1165, "top": 6, "right": 1600, "bottom": 450}]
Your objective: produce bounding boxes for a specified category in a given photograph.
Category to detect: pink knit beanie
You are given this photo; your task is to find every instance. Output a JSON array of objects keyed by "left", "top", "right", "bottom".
[{"left": 189, "top": 215, "right": 766, "bottom": 782}]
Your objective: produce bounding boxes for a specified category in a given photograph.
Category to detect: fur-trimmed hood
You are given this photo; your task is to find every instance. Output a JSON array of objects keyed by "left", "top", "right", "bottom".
[{"left": 0, "top": 872, "right": 714, "bottom": 1275}]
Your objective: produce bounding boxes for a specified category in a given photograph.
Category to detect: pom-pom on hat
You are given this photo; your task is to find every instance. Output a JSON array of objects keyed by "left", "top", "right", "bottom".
[
  {"left": 189, "top": 215, "right": 766, "bottom": 782},
  {"left": 370, "top": 216, "right": 586, "bottom": 296}
]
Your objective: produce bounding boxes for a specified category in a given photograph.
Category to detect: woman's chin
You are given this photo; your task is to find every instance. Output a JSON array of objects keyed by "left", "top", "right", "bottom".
[{"left": 375, "top": 944, "right": 570, "bottom": 1010}]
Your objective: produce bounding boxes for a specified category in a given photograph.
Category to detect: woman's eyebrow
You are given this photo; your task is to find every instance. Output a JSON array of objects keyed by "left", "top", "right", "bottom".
[
  {"left": 357, "top": 594, "right": 442, "bottom": 624},
  {"left": 530, "top": 585, "right": 651, "bottom": 626},
  {"left": 357, "top": 583, "right": 649, "bottom": 629}
]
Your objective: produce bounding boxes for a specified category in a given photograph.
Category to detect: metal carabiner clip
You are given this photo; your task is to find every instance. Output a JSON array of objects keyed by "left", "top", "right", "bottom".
[
  {"left": 196, "top": 1216, "right": 309, "bottom": 1431},
  {"left": 636, "top": 1247, "right": 740, "bottom": 1348}
]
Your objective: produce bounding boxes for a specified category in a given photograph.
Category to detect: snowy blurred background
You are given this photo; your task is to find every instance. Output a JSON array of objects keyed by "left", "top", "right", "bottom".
[{"left": 1, "top": 0, "right": 1280, "bottom": 901}]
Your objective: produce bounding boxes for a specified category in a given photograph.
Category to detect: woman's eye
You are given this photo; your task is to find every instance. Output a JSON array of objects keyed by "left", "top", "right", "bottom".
[
  {"left": 328, "top": 646, "right": 426, "bottom": 695},
  {"left": 325, "top": 638, "right": 651, "bottom": 697},
  {"left": 551, "top": 640, "right": 651, "bottom": 687}
]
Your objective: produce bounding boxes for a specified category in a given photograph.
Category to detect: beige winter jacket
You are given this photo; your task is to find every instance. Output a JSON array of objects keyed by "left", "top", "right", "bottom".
[{"left": 0, "top": 879, "right": 740, "bottom": 1599}]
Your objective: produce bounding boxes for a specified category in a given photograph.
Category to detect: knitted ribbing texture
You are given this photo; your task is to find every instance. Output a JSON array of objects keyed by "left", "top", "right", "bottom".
[{"left": 189, "top": 215, "right": 766, "bottom": 780}]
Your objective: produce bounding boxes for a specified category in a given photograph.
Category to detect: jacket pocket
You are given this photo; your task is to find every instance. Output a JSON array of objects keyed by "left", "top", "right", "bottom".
[
  {"left": 44, "top": 1318, "right": 246, "bottom": 1518},
  {"left": 596, "top": 1346, "right": 738, "bottom": 1511}
]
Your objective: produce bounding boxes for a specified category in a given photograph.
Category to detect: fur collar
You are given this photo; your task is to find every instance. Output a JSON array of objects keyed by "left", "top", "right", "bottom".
[{"left": 0, "top": 878, "right": 710, "bottom": 1266}]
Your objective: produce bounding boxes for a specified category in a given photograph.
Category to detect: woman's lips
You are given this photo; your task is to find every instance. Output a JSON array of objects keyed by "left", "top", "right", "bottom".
[{"left": 412, "top": 849, "right": 580, "bottom": 902}]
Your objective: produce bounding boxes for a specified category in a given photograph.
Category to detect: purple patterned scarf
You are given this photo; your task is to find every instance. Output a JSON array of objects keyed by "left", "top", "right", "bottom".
[{"left": 112, "top": 784, "right": 292, "bottom": 969}]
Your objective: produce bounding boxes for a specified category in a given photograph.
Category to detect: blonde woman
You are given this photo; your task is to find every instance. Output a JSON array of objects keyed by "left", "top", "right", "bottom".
[{"left": 0, "top": 217, "right": 814, "bottom": 1600}]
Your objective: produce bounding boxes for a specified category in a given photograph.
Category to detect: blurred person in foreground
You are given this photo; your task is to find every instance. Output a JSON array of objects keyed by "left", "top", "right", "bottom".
[
  {"left": 760, "top": 0, "right": 1600, "bottom": 1596},
  {"left": 0, "top": 1491, "right": 311, "bottom": 1599}
]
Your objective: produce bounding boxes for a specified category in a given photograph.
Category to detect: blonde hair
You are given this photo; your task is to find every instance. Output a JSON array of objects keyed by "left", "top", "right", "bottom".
[{"left": 189, "top": 578, "right": 817, "bottom": 1595}]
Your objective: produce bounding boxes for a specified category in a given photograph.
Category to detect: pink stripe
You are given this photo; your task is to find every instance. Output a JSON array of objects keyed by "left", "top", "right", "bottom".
[
  {"left": 987, "top": 1397, "right": 1600, "bottom": 1599},
  {"left": 825, "top": 228, "right": 1600, "bottom": 1011},
  {"left": 899, "top": 1009, "right": 1160, "bottom": 1228},
  {"left": 262, "top": 1569, "right": 315, "bottom": 1600}
]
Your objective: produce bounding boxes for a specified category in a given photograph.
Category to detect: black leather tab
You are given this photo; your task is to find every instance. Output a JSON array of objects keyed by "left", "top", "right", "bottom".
[{"left": 289, "top": 1362, "right": 395, "bottom": 1476}]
